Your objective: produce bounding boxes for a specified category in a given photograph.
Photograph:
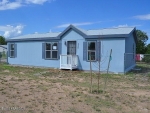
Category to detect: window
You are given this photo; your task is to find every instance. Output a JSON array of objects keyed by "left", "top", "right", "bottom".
[
  {"left": 10, "top": 44, "right": 15, "bottom": 57},
  {"left": 45, "top": 42, "right": 58, "bottom": 59},
  {"left": 87, "top": 42, "right": 96, "bottom": 61}
]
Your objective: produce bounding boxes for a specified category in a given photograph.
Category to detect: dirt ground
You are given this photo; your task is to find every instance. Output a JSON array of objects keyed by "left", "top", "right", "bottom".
[{"left": 0, "top": 63, "right": 150, "bottom": 113}]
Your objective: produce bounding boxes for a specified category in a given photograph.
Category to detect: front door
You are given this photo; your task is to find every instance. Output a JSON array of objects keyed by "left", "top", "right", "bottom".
[{"left": 67, "top": 41, "right": 76, "bottom": 55}]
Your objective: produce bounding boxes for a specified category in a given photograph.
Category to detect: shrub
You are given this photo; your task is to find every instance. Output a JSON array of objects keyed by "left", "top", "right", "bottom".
[{"left": 142, "top": 55, "right": 150, "bottom": 63}]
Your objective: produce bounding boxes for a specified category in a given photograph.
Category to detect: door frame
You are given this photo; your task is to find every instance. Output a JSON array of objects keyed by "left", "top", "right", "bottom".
[{"left": 67, "top": 41, "right": 76, "bottom": 55}]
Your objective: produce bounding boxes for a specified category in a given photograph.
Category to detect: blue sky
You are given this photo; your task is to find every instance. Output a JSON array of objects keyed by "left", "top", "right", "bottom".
[{"left": 0, "top": 0, "right": 150, "bottom": 43}]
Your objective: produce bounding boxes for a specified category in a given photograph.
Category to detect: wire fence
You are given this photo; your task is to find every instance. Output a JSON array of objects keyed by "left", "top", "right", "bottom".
[
  {"left": 135, "top": 54, "right": 150, "bottom": 73},
  {"left": 124, "top": 54, "right": 150, "bottom": 75},
  {"left": 136, "top": 54, "right": 150, "bottom": 63},
  {"left": 0, "top": 51, "right": 7, "bottom": 63}
]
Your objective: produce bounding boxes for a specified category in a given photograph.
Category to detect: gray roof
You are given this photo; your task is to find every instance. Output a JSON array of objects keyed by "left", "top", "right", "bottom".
[
  {"left": 6, "top": 24, "right": 136, "bottom": 42},
  {"left": 10, "top": 32, "right": 61, "bottom": 40},
  {"left": 86, "top": 27, "right": 135, "bottom": 36},
  {"left": 0, "top": 45, "right": 7, "bottom": 49}
]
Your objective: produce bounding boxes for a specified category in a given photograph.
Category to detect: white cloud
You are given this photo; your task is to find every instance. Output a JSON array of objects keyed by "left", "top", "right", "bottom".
[
  {"left": 25, "top": 0, "right": 49, "bottom": 5},
  {"left": 74, "top": 22, "right": 94, "bottom": 26},
  {"left": 117, "top": 24, "right": 128, "bottom": 27},
  {"left": 113, "top": 24, "right": 142, "bottom": 28},
  {"left": 56, "top": 24, "right": 71, "bottom": 28},
  {"left": 56, "top": 20, "right": 115, "bottom": 28},
  {"left": 56, "top": 22, "right": 97, "bottom": 28},
  {"left": 134, "top": 14, "right": 150, "bottom": 20},
  {"left": 0, "top": 25, "right": 13, "bottom": 31},
  {"left": 0, "top": 25, "right": 24, "bottom": 38},
  {"left": 0, "top": 0, "right": 8, "bottom": 5},
  {"left": 0, "top": 0, "right": 22, "bottom": 10},
  {"left": 0, "top": 0, "right": 54, "bottom": 10}
]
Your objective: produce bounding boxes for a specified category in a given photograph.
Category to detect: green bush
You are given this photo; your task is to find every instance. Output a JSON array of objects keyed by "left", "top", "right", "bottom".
[{"left": 142, "top": 55, "right": 150, "bottom": 63}]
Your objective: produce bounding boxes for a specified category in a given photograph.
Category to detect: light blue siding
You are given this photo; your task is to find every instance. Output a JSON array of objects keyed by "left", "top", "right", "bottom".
[
  {"left": 83, "top": 42, "right": 87, "bottom": 61},
  {"left": 8, "top": 41, "right": 60, "bottom": 68},
  {"left": 61, "top": 29, "right": 125, "bottom": 73},
  {"left": 100, "top": 38, "right": 125, "bottom": 73},
  {"left": 7, "top": 28, "right": 135, "bottom": 73},
  {"left": 8, "top": 44, "right": 10, "bottom": 57},
  {"left": 61, "top": 29, "right": 85, "bottom": 70},
  {"left": 125, "top": 33, "right": 136, "bottom": 72},
  {"left": 125, "top": 33, "right": 136, "bottom": 53},
  {"left": 81, "top": 38, "right": 125, "bottom": 73}
]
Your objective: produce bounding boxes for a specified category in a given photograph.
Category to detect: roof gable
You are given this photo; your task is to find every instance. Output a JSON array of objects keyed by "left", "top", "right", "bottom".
[
  {"left": 6, "top": 24, "right": 137, "bottom": 42},
  {"left": 57, "top": 25, "right": 87, "bottom": 39}
]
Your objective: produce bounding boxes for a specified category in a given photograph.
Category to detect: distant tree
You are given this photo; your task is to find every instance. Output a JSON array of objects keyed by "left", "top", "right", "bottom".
[
  {"left": 146, "top": 44, "right": 150, "bottom": 54},
  {"left": 0, "top": 36, "right": 6, "bottom": 45},
  {"left": 136, "top": 40, "right": 147, "bottom": 54},
  {"left": 141, "top": 44, "right": 150, "bottom": 63},
  {"left": 136, "top": 30, "right": 148, "bottom": 54}
]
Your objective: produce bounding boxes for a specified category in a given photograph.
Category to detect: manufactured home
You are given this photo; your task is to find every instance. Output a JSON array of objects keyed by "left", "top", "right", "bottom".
[{"left": 6, "top": 25, "right": 137, "bottom": 73}]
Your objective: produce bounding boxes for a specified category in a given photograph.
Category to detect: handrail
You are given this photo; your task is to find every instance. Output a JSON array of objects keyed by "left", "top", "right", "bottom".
[{"left": 60, "top": 55, "right": 78, "bottom": 70}]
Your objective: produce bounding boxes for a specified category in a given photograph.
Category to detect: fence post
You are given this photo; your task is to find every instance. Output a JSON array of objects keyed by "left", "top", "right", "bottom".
[
  {"left": 124, "top": 53, "right": 126, "bottom": 74},
  {"left": 60, "top": 55, "right": 61, "bottom": 69},
  {"left": 71, "top": 55, "right": 72, "bottom": 70},
  {"left": 90, "top": 52, "right": 93, "bottom": 93},
  {"left": 0, "top": 52, "right": 1, "bottom": 63}
]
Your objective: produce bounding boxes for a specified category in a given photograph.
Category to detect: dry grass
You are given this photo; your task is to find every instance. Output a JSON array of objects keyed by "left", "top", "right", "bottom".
[{"left": 0, "top": 62, "right": 150, "bottom": 113}]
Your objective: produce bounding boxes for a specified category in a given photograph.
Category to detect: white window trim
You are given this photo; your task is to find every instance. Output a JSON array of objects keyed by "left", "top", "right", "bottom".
[
  {"left": 10, "top": 43, "right": 15, "bottom": 58},
  {"left": 45, "top": 42, "right": 58, "bottom": 59},
  {"left": 87, "top": 41, "right": 96, "bottom": 61}
]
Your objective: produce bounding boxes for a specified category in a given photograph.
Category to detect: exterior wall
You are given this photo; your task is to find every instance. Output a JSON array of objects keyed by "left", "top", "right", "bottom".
[
  {"left": 82, "top": 38, "right": 125, "bottom": 73},
  {"left": 61, "top": 30, "right": 125, "bottom": 73},
  {"left": 8, "top": 41, "right": 60, "bottom": 68},
  {"left": 8, "top": 29, "right": 126, "bottom": 73},
  {"left": 61, "top": 29, "right": 85, "bottom": 70},
  {"left": 125, "top": 33, "right": 136, "bottom": 53},
  {"left": 125, "top": 33, "right": 136, "bottom": 72}
]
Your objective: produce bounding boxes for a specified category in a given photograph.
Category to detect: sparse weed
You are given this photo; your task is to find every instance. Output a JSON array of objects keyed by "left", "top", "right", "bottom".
[{"left": 0, "top": 62, "right": 150, "bottom": 113}]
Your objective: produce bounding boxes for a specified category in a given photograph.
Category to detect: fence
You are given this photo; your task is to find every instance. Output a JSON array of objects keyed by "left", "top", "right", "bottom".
[
  {"left": 124, "top": 53, "right": 150, "bottom": 74},
  {"left": 136, "top": 54, "right": 150, "bottom": 63},
  {"left": 0, "top": 51, "right": 7, "bottom": 63}
]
